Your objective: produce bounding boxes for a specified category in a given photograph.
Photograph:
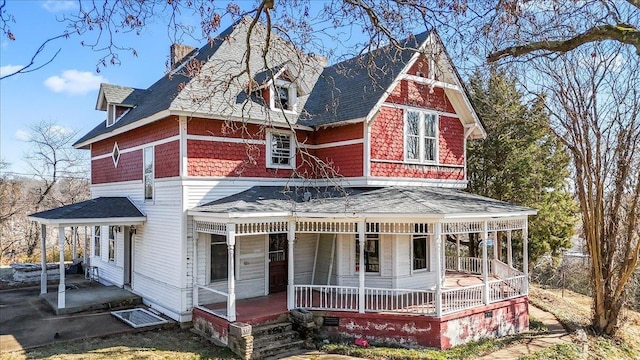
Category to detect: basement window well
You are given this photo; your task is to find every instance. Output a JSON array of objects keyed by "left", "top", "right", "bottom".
[{"left": 111, "top": 308, "right": 169, "bottom": 328}]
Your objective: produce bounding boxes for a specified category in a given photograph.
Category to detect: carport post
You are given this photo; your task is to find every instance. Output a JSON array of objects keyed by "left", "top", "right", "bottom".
[
  {"left": 40, "top": 224, "right": 47, "bottom": 295},
  {"left": 58, "top": 226, "right": 66, "bottom": 309}
]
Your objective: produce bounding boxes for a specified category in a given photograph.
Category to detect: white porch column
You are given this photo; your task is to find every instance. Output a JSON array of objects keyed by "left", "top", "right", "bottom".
[
  {"left": 507, "top": 230, "right": 513, "bottom": 267},
  {"left": 482, "top": 221, "right": 489, "bottom": 305},
  {"left": 40, "top": 224, "right": 47, "bottom": 295},
  {"left": 357, "top": 220, "right": 365, "bottom": 314},
  {"left": 58, "top": 226, "right": 66, "bottom": 309},
  {"left": 227, "top": 224, "right": 236, "bottom": 322},
  {"left": 434, "top": 222, "right": 443, "bottom": 317},
  {"left": 72, "top": 227, "right": 78, "bottom": 261},
  {"left": 287, "top": 220, "right": 296, "bottom": 310},
  {"left": 192, "top": 227, "right": 199, "bottom": 310},
  {"left": 492, "top": 231, "right": 498, "bottom": 260},
  {"left": 83, "top": 226, "right": 88, "bottom": 266},
  {"left": 523, "top": 222, "right": 529, "bottom": 294},
  {"left": 455, "top": 235, "right": 461, "bottom": 272}
]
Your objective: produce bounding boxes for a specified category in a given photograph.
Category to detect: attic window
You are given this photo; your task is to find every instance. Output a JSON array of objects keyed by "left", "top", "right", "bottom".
[
  {"left": 107, "top": 104, "right": 117, "bottom": 127},
  {"left": 271, "top": 79, "right": 297, "bottom": 112},
  {"left": 112, "top": 142, "right": 120, "bottom": 167}
]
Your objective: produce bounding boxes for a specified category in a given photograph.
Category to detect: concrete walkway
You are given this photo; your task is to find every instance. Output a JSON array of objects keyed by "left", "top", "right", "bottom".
[{"left": 477, "top": 305, "right": 571, "bottom": 359}]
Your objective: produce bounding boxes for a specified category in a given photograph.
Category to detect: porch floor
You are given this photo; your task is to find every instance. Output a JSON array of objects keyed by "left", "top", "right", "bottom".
[{"left": 42, "top": 284, "right": 142, "bottom": 315}]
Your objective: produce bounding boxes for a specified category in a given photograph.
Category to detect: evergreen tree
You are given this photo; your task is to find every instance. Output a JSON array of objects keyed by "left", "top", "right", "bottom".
[{"left": 467, "top": 70, "right": 577, "bottom": 263}]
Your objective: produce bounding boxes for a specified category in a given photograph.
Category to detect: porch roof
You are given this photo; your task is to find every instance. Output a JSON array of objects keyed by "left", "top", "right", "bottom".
[
  {"left": 189, "top": 186, "right": 535, "bottom": 218},
  {"left": 28, "top": 197, "right": 146, "bottom": 226}
]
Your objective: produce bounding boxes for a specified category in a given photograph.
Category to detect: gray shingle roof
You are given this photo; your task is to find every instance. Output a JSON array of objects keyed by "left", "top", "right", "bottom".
[
  {"left": 191, "top": 186, "right": 534, "bottom": 216},
  {"left": 300, "top": 31, "right": 430, "bottom": 127},
  {"left": 100, "top": 84, "right": 147, "bottom": 107},
  {"left": 29, "top": 197, "right": 145, "bottom": 221}
]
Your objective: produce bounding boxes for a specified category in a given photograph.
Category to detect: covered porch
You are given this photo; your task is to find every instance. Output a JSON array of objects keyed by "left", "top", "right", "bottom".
[
  {"left": 188, "top": 186, "right": 534, "bottom": 323},
  {"left": 28, "top": 197, "right": 146, "bottom": 312}
]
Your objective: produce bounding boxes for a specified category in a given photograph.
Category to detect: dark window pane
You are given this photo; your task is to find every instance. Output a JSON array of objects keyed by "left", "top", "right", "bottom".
[
  {"left": 413, "top": 236, "right": 428, "bottom": 270},
  {"left": 210, "top": 234, "right": 228, "bottom": 282}
]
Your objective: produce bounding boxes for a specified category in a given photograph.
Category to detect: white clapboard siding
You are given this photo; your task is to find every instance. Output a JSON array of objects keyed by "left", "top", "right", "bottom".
[
  {"left": 237, "top": 235, "right": 265, "bottom": 281},
  {"left": 185, "top": 179, "right": 291, "bottom": 208},
  {"left": 294, "top": 233, "right": 317, "bottom": 285},
  {"left": 132, "top": 271, "right": 185, "bottom": 319},
  {"left": 380, "top": 234, "right": 393, "bottom": 277},
  {"left": 91, "top": 181, "right": 144, "bottom": 202},
  {"left": 395, "top": 272, "right": 438, "bottom": 289},
  {"left": 312, "top": 234, "right": 334, "bottom": 285},
  {"left": 395, "top": 235, "right": 412, "bottom": 276}
]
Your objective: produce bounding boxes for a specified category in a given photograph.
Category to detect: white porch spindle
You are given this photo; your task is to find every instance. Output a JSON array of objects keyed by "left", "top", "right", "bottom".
[
  {"left": 358, "top": 220, "right": 365, "bottom": 313},
  {"left": 507, "top": 230, "right": 513, "bottom": 267},
  {"left": 83, "top": 226, "right": 88, "bottom": 266},
  {"left": 227, "top": 224, "right": 236, "bottom": 322},
  {"left": 40, "top": 224, "right": 47, "bottom": 295},
  {"left": 58, "top": 226, "right": 66, "bottom": 309},
  {"left": 482, "top": 221, "right": 489, "bottom": 305},
  {"left": 523, "top": 222, "right": 529, "bottom": 294},
  {"left": 435, "top": 223, "right": 443, "bottom": 317},
  {"left": 192, "top": 225, "right": 198, "bottom": 310},
  {"left": 287, "top": 220, "right": 296, "bottom": 310}
]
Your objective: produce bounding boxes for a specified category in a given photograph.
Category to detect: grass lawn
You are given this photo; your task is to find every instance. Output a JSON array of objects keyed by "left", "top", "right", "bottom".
[{"left": 1, "top": 328, "right": 235, "bottom": 360}]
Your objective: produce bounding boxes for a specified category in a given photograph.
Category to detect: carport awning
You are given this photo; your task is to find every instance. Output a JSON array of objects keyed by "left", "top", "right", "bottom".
[{"left": 28, "top": 197, "right": 146, "bottom": 226}]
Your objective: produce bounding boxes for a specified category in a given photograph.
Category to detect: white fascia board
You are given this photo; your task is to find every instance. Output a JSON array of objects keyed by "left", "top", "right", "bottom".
[
  {"left": 189, "top": 211, "right": 292, "bottom": 219},
  {"left": 441, "top": 211, "right": 537, "bottom": 219},
  {"left": 27, "top": 216, "right": 147, "bottom": 226},
  {"left": 74, "top": 110, "right": 171, "bottom": 149},
  {"left": 400, "top": 74, "right": 460, "bottom": 91}
]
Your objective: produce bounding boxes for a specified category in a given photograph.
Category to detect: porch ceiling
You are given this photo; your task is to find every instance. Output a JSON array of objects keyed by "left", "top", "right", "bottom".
[
  {"left": 28, "top": 197, "right": 146, "bottom": 226},
  {"left": 188, "top": 186, "right": 535, "bottom": 219}
]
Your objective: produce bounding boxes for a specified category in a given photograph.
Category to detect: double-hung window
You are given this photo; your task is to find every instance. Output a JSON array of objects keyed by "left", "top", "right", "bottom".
[
  {"left": 143, "top": 147, "right": 154, "bottom": 201},
  {"left": 93, "top": 226, "right": 101, "bottom": 258},
  {"left": 355, "top": 234, "right": 380, "bottom": 273},
  {"left": 108, "top": 226, "right": 116, "bottom": 262},
  {"left": 412, "top": 235, "right": 429, "bottom": 271},
  {"left": 267, "top": 131, "right": 295, "bottom": 169},
  {"left": 210, "top": 234, "right": 228, "bottom": 282},
  {"left": 271, "top": 79, "right": 297, "bottom": 111},
  {"left": 405, "top": 110, "right": 438, "bottom": 163}
]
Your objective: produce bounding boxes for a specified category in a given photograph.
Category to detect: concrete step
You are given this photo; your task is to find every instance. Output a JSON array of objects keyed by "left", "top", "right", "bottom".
[
  {"left": 252, "top": 321, "right": 293, "bottom": 337},
  {"left": 253, "top": 329, "right": 300, "bottom": 348},
  {"left": 254, "top": 339, "right": 305, "bottom": 359}
]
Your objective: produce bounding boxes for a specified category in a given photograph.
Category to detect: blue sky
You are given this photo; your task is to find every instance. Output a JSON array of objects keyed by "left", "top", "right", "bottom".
[{"left": 0, "top": 1, "right": 196, "bottom": 175}]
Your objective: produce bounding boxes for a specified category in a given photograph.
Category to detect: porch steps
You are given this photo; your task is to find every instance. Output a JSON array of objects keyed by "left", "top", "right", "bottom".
[{"left": 252, "top": 320, "right": 305, "bottom": 359}]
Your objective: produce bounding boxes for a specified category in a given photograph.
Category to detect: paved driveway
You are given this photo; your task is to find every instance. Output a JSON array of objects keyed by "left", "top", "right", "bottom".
[{"left": 0, "top": 285, "right": 134, "bottom": 353}]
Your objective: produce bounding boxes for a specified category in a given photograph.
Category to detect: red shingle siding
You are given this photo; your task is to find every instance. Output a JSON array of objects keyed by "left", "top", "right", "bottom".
[
  {"left": 370, "top": 107, "right": 404, "bottom": 161},
  {"left": 314, "top": 123, "right": 363, "bottom": 144},
  {"left": 91, "top": 117, "right": 180, "bottom": 157},
  {"left": 439, "top": 116, "right": 464, "bottom": 165},
  {"left": 370, "top": 162, "right": 463, "bottom": 180},
  {"left": 407, "top": 57, "right": 437, "bottom": 80},
  {"left": 92, "top": 150, "right": 142, "bottom": 184},
  {"left": 155, "top": 140, "right": 180, "bottom": 178},
  {"left": 315, "top": 144, "right": 363, "bottom": 177},
  {"left": 386, "top": 82, "right": 455, "bottom": 113}
]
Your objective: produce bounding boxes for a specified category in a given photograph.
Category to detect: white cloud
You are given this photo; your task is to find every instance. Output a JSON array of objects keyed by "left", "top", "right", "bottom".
[
  {"left": 15, "top": 130, "right": 31, "bottom": 141},
  {"left": 44, "top": 70, "right": 105, "bottom": 95},
  {"left": 0, "top": 65, "right": 23, "bottom": 77},
  {"left": 47, "top": 125, "right": 73, "bottom": 136},
  {"left": 42, "top": 1, "right": 77, "bottom": 12}
]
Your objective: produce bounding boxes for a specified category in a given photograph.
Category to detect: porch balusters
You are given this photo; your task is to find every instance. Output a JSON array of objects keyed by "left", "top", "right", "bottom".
[
  {"left": 227, "top": 224, "right": 236, "bottom": 322},
  {"left": 358, "top": 220, "right": 365, "bottom": 313},
  {"left": 40, "top": 224, "right": 47, "bottom": 295},
  {"left": 287, "top": 220, "right": 295, "bottom": 310},
  {"left": 482, "top": 220, "right": 490, "bottom": 305},
  {"left": 58, "top": 226, "right": 66, "bottom": 309},
  {"left": 434, "top": 222, "right": 443, "bottom": 317}
]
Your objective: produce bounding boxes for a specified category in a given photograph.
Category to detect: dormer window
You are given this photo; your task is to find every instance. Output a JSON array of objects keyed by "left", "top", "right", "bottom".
[
  {"left": 106, "top": 104, "right": 131, "bottom": 127},
  {"left": 271, "top": 79, "right": 297, "bottom": 112}
]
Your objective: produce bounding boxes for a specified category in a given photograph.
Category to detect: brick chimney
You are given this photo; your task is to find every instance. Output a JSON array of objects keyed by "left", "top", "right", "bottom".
[{"left": 170, "top": 43, "right": 196, "bottom": 69}]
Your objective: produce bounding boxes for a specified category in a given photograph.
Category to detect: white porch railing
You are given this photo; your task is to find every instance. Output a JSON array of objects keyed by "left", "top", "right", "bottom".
[
  {"left": 364, "top": 287, "right": 436, "bottom": 315},
  {"left": 488, "top": 275, "right": 527, "bottom": 303},
  {"left": 491, "top": 259, "right": 523, "bottom": 279},
  {"left": 447, "top": 256, "right": 484, "bottom": 274},
  {"left": 294, "top": 285, "right": 359, "bottom": 311},
  {"left": 440, "top": 283, "right": 485, "bottom": 314},
  {"left": 195, "top": 284, "right": 231, "bottom": 321}
]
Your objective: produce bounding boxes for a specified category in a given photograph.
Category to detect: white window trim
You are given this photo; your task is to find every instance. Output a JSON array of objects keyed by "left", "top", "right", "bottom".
[
  {"left": 93, "top": 226, "right": 101, "bottom": 258},
  {"left": 112, "top": 142, "right": 120, "bottom": 168},
  {"left": 269, "top": 79, "right": 298, "bottom": 113},
  {"left": 411, "top": 234, "right": 430, "bottom": 274},
  {"left": 266, "top": 130, "right": 296, "bottom": 169},
  {"left": 353, "top": 233, "right": 381, "bottom": 275},
  {"left": 143, "top": 146, "right": 154, "bottom": 202},
  {"left": 403, "top": 110, "right": 439, "bottom": 164},
  {"left": 106, "top": 104, "right": 131, "bottom": 128}
]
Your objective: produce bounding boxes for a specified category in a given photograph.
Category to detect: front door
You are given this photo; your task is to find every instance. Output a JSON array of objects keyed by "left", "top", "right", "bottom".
[{"left": 268, "top": 233, "right": 287, "bottom": 293}]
